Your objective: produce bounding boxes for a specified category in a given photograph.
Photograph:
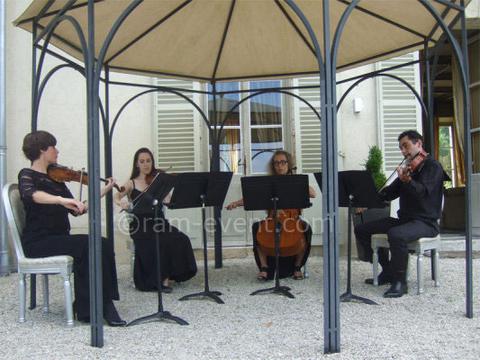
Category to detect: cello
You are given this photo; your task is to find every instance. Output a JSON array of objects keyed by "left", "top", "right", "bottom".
[{"left": 256, "top": 208, "right": 305, "bottom": 257}]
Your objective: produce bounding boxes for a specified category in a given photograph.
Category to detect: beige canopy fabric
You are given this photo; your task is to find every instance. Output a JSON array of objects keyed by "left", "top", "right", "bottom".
[{"left": 14, "top": 0, "right": 469, "bottom": 82}]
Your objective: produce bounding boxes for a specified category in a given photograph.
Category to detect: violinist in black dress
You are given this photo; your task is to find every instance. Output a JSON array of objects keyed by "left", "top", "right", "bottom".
[
  {"left": 115, "top": 148, "right": 197, "bottom": 292},
  {"left": 18, "top": 130, "right": 125, "bottom": 326},
  {"left": 354, "top": 130, "right": 447, "bottom": 298}
]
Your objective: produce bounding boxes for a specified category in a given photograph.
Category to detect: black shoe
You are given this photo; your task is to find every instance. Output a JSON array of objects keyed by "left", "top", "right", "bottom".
[
  {"left": 104, "top": 301, "right": 126, "bottom": 327},
  {"left": 365, "top": 271, "right": 392, "bottom": 285},
  {"left": 383, "top": 281, "right": 408, "bottom": 298},
  {"left": 161, "top": 285, "right": 173, "bottom": 294}
]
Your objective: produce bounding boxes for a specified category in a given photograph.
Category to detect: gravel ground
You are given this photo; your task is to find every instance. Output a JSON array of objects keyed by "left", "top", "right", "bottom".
[{"left": 0, "top": 256, "right": 479, "bottom": 359}]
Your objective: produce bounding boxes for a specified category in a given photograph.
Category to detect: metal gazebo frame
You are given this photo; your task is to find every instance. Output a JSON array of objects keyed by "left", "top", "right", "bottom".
[{"left": 9, "top": 0, "right": 474, "bottom": 354}]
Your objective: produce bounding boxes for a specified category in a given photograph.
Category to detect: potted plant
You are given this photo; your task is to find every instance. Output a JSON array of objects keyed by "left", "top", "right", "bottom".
[{"left": 353, "top": 146, "right": 391, "bottom": 260}]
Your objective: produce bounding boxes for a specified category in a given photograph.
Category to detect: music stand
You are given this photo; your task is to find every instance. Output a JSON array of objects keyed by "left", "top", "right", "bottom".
[
  {"left": 242, "top": 174, "right": 311, "bottom": 299},
  {"left": 314, "top": 171, "right": 384, "bottom": 305},
  {"left": 169, "top": 172, "right": 233, "bottom": 304},
  {"left": 127, "top": 172, "right": 188, "bottom": 327}
]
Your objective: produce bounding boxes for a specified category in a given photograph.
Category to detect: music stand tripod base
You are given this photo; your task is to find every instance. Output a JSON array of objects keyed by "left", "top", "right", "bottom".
[
  {"left": 340, "top": 291, "right": 378, "bottom": 305},
  {"left": 127, "top": 311, "right": 189, "bottom": 327},
  {"left": 179, "top": 290, "right": 224, "bottom": 304},
  {"left": 250, "top": 285, "right": 294, "bottom": 299}
]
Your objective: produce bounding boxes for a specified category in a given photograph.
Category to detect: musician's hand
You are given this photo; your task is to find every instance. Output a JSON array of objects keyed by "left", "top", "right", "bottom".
[
  {"left": 226, "top": 199, "right": 243, "bottom": 210},
  {"left": 59, "top": 197, "right": 86, "bottom": 215},
  {"left": 101, "top": 177, "right": 117, "bottom": 197},
  {"left": 118, "top": 198, "right": 131, "bottom": 210},
  {"left": 355, "top": 207, "right": 367, "bottom": 214},
  {"left": 397, "top": 166, "right": 411, "bottom": 183}
]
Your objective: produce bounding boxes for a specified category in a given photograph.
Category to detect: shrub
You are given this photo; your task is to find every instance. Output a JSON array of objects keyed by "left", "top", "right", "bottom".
[{"left": 364, "top": 145, "right": 387, "bottom": 190}]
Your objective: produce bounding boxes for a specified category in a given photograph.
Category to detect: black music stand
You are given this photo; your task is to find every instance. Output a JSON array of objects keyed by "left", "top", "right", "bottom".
[
  {"left": 127, "top": 172, "right": 188, "bottom": 327},
  {"left": 242, "top": 175, "right": 311, "bottom": 299},
  {"left": 169, "top": 172, "right": 233, "bottom": 304},
  {"left": 315, "top": 171, "right": 384, "bottom": 305}
]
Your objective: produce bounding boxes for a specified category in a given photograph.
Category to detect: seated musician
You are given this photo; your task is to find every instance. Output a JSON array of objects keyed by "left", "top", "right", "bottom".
[
  {"left": 18, "top": 131, "right": 125, "bottom": 326},
  {"left": 354, "top": 130, "right": 446, "bottom": 298},
  {"left": 226, "top": 150, "right": 316, "bottom": 281},
  {"left": 114, "top": 148, "right": 197, "bottom": 293}
]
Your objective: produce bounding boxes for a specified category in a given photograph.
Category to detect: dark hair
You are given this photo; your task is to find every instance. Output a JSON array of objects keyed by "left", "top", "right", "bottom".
[
  {"left": 269, "top": 150, "right": 295, "bottom": 175},
  {"left": 129, "top": 147, "right": 157, "bottom": 180},
  {"left": 398, "top": 130, "right": 423, "bottom": 144},
  {"left": 22, "top": 130, "right": 57, "bottom": 162}
]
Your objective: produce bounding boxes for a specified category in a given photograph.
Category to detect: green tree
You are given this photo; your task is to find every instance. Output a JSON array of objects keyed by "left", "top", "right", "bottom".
[{"left": 364, "top": 145, "right": 387, "bottom": 190}]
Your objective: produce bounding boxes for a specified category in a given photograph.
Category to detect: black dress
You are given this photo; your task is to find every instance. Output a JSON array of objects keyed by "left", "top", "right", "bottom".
[
  {"left": 18, "top": 168, "right": 119, "bottom": 320},
  {"left": 129, "top": 183, "right": 197, "bottom": 291},
  {"left": 252, "top": 218, "right": 312, "bottom": 280}
]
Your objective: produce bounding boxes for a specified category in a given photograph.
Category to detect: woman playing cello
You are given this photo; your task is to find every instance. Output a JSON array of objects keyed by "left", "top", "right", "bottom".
[{"left": 226, "top": 150, "right": 316, "bottom": 281}]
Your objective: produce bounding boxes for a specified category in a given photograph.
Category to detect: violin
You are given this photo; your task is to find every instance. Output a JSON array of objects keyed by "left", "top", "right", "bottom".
[
  {"left": 404, "top": 149, "right": 428, "bottom": 173},
  {"left": 256, "top": 209, "right": 304, "bottom": 257},
  {"left": 47, "top": 164, "right": 125, "bottom": 192},
  {"left": 378, "top": 149, "right": 429, "bottom": 191}
]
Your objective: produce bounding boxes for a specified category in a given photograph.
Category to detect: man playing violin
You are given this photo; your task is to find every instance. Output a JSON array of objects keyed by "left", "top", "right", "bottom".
[
  {"left": 354, "top": 130, "right": 447, "bottom": 298},
  {"left": 18, "top": 130, "right": 125, "bottom": 325}
]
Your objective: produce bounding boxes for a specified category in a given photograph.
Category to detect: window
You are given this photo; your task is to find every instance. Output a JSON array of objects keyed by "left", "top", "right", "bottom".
[
  {"left": 208, "top": 82, "right": 241, "bottom": 173},
  {"left": 208, "top": 81, "right": 284, "bottom": 174},
  {"left": 438, "top": 125, "right": 456, "bottom": 188},
  {"left": 250, "top": 81, "right": 283, "bottom": 173}
]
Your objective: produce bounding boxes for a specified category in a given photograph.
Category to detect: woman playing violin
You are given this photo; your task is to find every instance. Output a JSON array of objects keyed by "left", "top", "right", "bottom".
[
  {"left": 114, "top": 147, "right": 197, "bottom": 293},
  {"left": 18, "top": 130, "right": 125, "bottom": 326},
  {"left": 226, "top": 150, "right": 316, "bottom": 281}
]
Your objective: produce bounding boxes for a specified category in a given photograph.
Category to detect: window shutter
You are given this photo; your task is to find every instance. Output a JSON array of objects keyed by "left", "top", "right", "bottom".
[
  {"left": 293, "top": 77, "right": 322, "bottom": 173},
  {"left": 377, "top": 53, "right": 421, "bottom": 172},
  {"left": 155, "top": 78, "right": 199, "bottom": 172}
]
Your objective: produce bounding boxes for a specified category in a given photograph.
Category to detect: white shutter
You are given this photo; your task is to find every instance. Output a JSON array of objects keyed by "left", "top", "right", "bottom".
[
  {"left": 293, "top": 77, "right": 322, "bottom": 173},
  {"left": 377, "top": 53, "right": 422, "bottom": 172},
  {"left": 155, "top": 78, "right": 199, "bottom": 172}
]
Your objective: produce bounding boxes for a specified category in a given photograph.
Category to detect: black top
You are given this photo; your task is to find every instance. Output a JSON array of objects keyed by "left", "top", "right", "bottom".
[
  {"left": 380, "top": 155, "right": 446, "bottom": 225},
  {"left": 18, "top": 168, "right": 74, "bottom": 244}
]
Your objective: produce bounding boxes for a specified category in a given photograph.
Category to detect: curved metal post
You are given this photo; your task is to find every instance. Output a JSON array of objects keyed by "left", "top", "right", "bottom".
[
  {"left": 209, "top": 82, "right": 223, "bottom": 268},
  {"left": 423, "top": 43, "right": 434, "bottom": 154},
  {"left": 110, "top": 88, "right": 209, "bottom": 138},
  {"left": 217, "top": 89, "right": 321, "bottom": 144},
  {"left": 0, "top": 0, "right": 9, "bottom": 275},
  {"left": 419, "top": 0, "right": 473, "bottom": 319},
  {"left": 103, "top": 66, "right": 118, "bottom": 301},
  {"left": 85, "top": 0, "right": 103, "bottom": 347},
  {"left": 337, "top": 73, "right": 429, "bottom": 119},
  {"left": 285, "top": 0, "right": 339, "bottom": 353}
]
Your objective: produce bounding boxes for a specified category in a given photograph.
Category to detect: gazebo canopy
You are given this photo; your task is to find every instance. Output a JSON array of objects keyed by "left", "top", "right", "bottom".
[{"left": 14, "top": 0, "right": 469, "bottom": 82}]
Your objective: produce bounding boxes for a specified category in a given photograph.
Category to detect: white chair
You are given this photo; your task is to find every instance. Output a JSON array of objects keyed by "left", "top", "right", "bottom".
[
  {"left": 126, "top": 237, "right": 135, "bottom": 280},
  {"left": 371, "top": 233, "right": 440, "bottom": 294},
  {"left": 2, "top": 183, "right": 74, "bottom": 326}
]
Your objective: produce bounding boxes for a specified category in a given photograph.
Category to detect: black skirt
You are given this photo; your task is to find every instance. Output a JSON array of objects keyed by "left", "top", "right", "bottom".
[
  {"left": 252, "top": 220, "right": 312, "bottom": 280},
  {"left": 130, "top": 216, "right": 197, "bottom": 291}
]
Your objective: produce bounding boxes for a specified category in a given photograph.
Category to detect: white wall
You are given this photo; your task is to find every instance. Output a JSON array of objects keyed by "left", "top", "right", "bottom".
[
  {"left": 337, "top": 64, "right": 380, "bottom": 172},
  {"left": 6, "top": 1, "right": 154, "bottom": 242}
]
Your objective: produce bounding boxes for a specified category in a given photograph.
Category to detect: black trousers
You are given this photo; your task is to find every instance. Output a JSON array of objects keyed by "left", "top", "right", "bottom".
[
  {"left": 24, "top": 234, "right": 118, "bottom": 320},
  {"left": 354, "top": 217, "right": 438, "bottom": 281}
]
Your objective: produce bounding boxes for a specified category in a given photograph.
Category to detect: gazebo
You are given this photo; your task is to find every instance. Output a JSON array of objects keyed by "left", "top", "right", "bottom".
[{"left": 9, "top": 0, "right": 474, "bottom": 353}]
